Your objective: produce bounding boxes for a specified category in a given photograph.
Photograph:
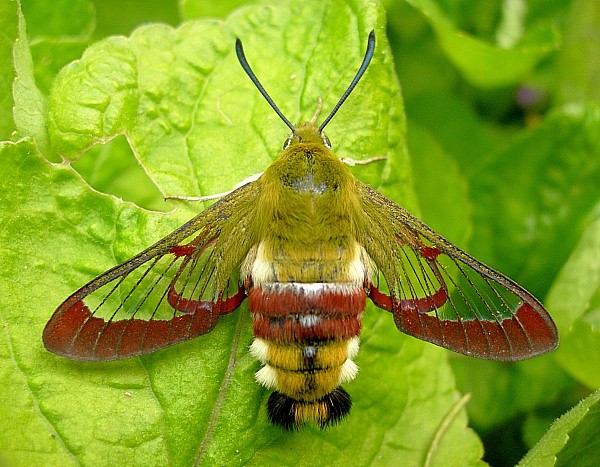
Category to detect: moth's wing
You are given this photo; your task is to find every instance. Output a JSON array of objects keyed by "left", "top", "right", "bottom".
[
  {"left": 356, "top": 183, "right": 558, "bottom": 361},
  {"left": 43, "top": 182, "right": 260, "bottom": 361}
]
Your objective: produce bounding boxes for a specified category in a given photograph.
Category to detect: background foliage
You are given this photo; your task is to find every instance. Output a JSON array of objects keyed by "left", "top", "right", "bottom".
[{"left": 1, "top": 0, "right": 599, "bottom": 466}]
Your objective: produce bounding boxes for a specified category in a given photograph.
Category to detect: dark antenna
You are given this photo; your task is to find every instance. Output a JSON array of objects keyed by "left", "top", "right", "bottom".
[
  {"left": 236, "top": 30, "right": 376, "bottom": 134},
  {"left": 236, "top": 38, "right": 295, "bottom": 132},
  {"left": 319, "top": 30, "right": 376, "bottom": 132}
]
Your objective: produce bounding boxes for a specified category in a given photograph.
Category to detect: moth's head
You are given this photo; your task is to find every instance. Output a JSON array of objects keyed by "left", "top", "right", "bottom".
[
  {"left": 283, "top": 99, "right": 332, "bottom": 150},
  {"left": 235, "top": 31, "right": 375, "bottom": 153},
  {"left": 283, "top": 125, "right": 332, "bottom": 150}
]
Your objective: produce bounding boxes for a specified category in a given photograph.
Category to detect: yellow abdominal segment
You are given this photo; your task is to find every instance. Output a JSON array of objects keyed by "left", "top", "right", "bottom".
[{"left": 251, "top": 337, "right": 359, "bottom": 401}]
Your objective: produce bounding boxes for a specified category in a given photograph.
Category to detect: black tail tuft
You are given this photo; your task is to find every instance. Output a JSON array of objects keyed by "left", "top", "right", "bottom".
[
  {"left": 323, "top": 387, "right": 352, "bottom": 427},
  {"left": 267, "top": 387, "right": 352, "bottom": 430}
]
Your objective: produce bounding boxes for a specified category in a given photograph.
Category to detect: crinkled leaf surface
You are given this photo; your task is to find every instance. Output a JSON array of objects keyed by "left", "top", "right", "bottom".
[
  {"left": 0, "top": 1, "right": 486, "bottom": 466},
  {"left": 47, "top": 2, "right": 412, "bottom": 205}
]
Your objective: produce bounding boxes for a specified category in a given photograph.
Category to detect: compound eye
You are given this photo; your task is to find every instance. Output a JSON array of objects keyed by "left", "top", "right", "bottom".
[
  {"left": 283, "top": 134, "right": 293, "bottom": 149},
  {"left": 322, "top": 134, "right": 331, "bottom": 149}
]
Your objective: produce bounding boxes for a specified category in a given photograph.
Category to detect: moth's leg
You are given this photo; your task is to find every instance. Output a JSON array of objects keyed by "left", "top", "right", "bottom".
[
  {"left": 164, "top": 172, "right": 263, "bottom": 202},
  {"left": 340, "top": 156, "right": 387, "bottom": 167}
]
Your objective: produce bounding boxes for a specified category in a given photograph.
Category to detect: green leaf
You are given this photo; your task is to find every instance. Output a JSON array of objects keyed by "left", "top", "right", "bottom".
[
  {"left": 405, "top": 91, "right": 493, "bottom": 177},
  {"left": 0, "top": 0, "right": 19, "bottom": 139},
  {"left": 21, "top": 0, "right": 95, "bottom": 97},
  {"left": 469, "top": 103, "right": 600, "bottom": 298},
  {"left": 450, "top": 355, "right": 572, "bottom": 431},
  {"left": 403, "top": 0, "right": 560, "bottom": 88},
  {"left": 1, "top": 1, "right": 486, "bottom": 466},
  {"left": 406, "top": 121, "right": 471, "bottom": 246},
  {"left": 2, "top": 0, "right": 48, "bottom": 151},
  {"left": 519, "top": 388, "right": 600, "bottom": 467},
  {"left": 179, "top": 0, "right": 249, "bottom": 20},
  {"left": 555, "top": 0, "right": 600, "bottom": 105},
  {"left": 71, "top": 135, "right": 167, "bottom": 212},
  {"left": 384, "top": 0, "right": 460, "bottom": 99},
  {"left": 94, "top": 0, "right": 179, "bottom": 38},
  {"left": 47, "top": 4, "right": 414, "bottom": 207},
  {"left": 546, "top": 214, "right": 600, "bottom": 389}
]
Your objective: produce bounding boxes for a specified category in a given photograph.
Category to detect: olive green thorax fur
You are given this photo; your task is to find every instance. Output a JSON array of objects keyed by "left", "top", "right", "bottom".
[{"left": 252, "top": 121, "right": 362, "bottom": 283}]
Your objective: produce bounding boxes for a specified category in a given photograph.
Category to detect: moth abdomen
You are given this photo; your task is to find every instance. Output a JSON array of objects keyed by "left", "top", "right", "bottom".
[{"left": 247, "top": 272, "right": 366, "bottom": 429}]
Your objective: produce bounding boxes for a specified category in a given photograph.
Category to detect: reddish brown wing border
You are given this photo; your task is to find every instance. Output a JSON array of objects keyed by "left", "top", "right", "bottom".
[
  {"left": 44, "top": 183, "right": 258, "bottom": 361},
  {"left": 358, "top": 183, "right": 558, "bottom": 361}
]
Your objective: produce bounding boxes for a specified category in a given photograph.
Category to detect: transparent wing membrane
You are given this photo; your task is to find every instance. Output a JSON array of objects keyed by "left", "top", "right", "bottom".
[
  {"left": 44, "top": 229, "right": 244, "bottom": 361},
  {"left": 360, "top": 183, "right": 558, "bottom": 361},
  {"left": 43, "top": 184, "right": 259, "bottom": 361}
]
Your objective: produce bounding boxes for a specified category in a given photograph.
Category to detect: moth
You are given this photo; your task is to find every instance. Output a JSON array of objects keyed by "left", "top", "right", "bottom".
[{"left": 44, "top": 31, "right": 558, "bottom": 430}]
